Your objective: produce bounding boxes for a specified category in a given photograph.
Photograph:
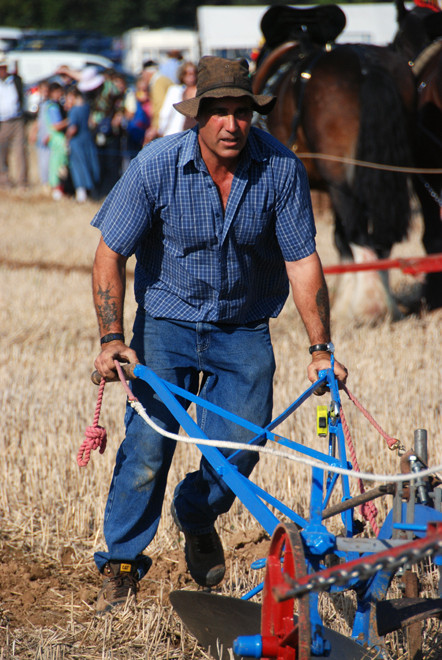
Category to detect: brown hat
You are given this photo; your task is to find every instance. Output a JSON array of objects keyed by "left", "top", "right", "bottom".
[{"left": 173, "top": 56, "right": 276, "bottom": 118}]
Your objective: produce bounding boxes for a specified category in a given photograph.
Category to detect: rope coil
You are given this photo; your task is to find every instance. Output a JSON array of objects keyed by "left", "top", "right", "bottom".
[
  {"left": 77, "top": 363, "right": 137, "bottom": 467},
  {"left": 77, "top": 378, "right": 107, "bottom": 467}
]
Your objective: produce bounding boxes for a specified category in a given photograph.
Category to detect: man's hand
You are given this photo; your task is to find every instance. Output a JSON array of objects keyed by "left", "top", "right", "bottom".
[
  {"left": 94, "top": 340, "right": 139, "bottom": 380},
  {"left": 307, "top": 351, "right": 348, "bottom": 395}
]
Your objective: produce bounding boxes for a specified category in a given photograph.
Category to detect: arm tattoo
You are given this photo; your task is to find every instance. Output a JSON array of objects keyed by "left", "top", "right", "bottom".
[
  {"left": 96, "top": 284, "right": 118, "bottom": 330},
  {"left": 316, "top": 284, "right": 330, "bottom": 335}
]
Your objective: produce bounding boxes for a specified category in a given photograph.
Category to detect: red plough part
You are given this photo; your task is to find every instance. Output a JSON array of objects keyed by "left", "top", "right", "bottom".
[
  {"left": 323, "top": 253, "right": 442, "bottom": 276},
  {"left": 261, "top": 524, "right": 310, "bottom": 660},
  {"left": 273, "top": 521, "right": 442, "bottom": 603},
  {"left": 233, "top": 522, "right": 442, "bottom": 659}
]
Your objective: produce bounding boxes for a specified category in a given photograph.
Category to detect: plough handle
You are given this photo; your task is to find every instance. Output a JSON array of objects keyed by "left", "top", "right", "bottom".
[{"left": 91, "top": 362, "right": 138, "bottom": 385}]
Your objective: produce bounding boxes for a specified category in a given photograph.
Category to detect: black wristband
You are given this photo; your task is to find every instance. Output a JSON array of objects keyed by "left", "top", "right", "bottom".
[
  {"left": 100, "top": 332, "right": 125, "bottom": 345},
  {"left": 309, "top": 342, "right": 334, "bottom": 355}
]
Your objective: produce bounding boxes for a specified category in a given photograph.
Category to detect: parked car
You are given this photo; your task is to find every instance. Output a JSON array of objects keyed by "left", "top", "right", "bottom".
[
  {"left": 13, "top": 29, "right": 122, "bottom": 64},
  {"left": 0, "top": 26, "right": 24, "bottom": 52}
]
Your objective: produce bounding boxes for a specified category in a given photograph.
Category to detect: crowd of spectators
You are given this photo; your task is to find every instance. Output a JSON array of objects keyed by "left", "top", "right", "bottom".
[{"left": 0, "top": 51, "right": 198, "bottom": 201}]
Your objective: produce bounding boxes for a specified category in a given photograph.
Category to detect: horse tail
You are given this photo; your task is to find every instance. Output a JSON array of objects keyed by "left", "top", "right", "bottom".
[{"left": 352, "top": 62, "right": 413, "bottom": 255}]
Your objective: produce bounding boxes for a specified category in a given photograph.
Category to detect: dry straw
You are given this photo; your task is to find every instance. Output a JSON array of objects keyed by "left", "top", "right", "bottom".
[{"left": 0, "top": 161, "right": 441, "bottom": 657}]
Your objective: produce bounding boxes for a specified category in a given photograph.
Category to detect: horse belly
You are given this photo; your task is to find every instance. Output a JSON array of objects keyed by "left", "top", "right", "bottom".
[{"left": 301, "top": 77, "right": 360, "bottom": 186}]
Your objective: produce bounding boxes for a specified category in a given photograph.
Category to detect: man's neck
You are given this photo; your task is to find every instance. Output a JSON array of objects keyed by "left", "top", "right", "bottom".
[{"left": 198, "top": 140, "right": 239, "bottom": 180}]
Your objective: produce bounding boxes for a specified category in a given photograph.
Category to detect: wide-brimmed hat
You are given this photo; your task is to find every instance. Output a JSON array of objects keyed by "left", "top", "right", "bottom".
[
  {"left": 173, "top": 56, "right": 276, "bottom": 118},
  {"left": 78, "top": 66, "right": 105, "bottom": 93},
  {"left": 0, "top": 54, "right": 9, "bottom": 67}
]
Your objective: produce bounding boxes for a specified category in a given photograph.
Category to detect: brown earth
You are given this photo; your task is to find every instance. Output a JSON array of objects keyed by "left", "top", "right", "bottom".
[{"left": 0, "top": 527, "right": 271, "bottom": 629}]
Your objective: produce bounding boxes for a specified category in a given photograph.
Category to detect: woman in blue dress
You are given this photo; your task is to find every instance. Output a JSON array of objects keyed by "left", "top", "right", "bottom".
[{"left": 65, "top": 86, "right": 100, "bottom": 202}]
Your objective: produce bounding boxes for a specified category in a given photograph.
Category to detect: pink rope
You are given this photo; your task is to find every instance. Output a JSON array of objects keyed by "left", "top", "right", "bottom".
[
  {"left": 77, "top": 378, "right": 107, "bottom": 467},
  {"left": 342, "top": 384, "right": 399, "bottom": 450},
  {"left": 338, "top": 383, "right": 402, "bottom": 536},
  {"left": 114, "top": 361, "right": 138, "bottom": 402},
  {"left": 77, "top": 362, "right": 138, "bottom": 468},
  {"left": 340, "top": 404, "right": 380, "bottom": 536}
]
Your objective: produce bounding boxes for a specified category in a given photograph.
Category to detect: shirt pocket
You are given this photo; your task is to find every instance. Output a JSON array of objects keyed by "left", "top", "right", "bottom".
[
  {"left": 160, "top": 208, "right": 218, "bottom": 257},
  {"left": 232, "top": 210, "right": 275, "bottom": 246}
]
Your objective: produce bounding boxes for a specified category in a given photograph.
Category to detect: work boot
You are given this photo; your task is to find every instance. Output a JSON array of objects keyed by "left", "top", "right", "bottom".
[
  {"left": 171, "top": 502, "right": 225, "bottom": 587},
  {"left": 96, "top": 561, "right": 138, "bottom": 613}
]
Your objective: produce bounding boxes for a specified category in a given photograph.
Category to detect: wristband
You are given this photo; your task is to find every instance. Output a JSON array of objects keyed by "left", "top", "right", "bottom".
[
  {"left": 100, "top": 332, "right": 125, "bottom": 345},
  {"left": 309, "top": 342, "right": 335, "bottom": 354}
]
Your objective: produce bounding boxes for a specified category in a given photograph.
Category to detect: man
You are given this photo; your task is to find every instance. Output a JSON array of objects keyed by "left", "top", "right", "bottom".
[
  {"left": 159, "top": 49, "right": 183, "bottom": 83},
  {"left": 0, "top": 55, "right": 28, "bottom": 188},
  {"left": 91, "top": 56, "right": 348, "bottom": 613}
]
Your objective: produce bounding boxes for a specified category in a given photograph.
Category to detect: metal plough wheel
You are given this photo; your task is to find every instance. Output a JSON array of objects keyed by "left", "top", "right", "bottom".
[{"left": 261, "top": 523, "right": 310, "bottom": 659}]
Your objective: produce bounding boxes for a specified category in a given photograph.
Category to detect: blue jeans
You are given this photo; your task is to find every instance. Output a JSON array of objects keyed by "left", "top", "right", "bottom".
[{"left": 94, "top": 309, "right": 275, "bottom": 578}]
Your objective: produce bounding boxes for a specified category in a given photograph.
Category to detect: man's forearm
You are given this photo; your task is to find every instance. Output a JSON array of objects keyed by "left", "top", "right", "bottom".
[
  {"left": 92, "top": 238, "right": 127, "bottom": 338},
  {"left": 285, "top": 251, "right": 331, "bottom": 345}
]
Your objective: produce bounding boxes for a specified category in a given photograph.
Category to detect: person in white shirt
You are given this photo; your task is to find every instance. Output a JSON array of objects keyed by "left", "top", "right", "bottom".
[
  {"left": 158, "top": 62, "right": 197, "bottom": 137},
  {"left": 0, "top": 55, "right": 27, "bottom": 188}
]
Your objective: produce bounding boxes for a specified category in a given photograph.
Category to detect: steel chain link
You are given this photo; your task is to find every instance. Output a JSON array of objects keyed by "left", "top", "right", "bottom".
[{"left": 283, "top": 539, "right": 442, "bottom": 598}]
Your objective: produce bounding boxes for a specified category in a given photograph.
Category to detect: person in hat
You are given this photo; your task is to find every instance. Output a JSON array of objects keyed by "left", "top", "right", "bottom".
[
  {"left": 159, "top": 48, "right": 184, "bottom": 83},
  {"left": 90, "top": 55, "right": 348, "bottom": 612},
  {"left": 0, "top": 54, "right": 28, "bottom": 188}
]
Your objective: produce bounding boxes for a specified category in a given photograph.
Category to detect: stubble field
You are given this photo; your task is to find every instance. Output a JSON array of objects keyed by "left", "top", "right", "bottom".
[{"left": 0, "top": 159, "right": 441, "bottom": 659}]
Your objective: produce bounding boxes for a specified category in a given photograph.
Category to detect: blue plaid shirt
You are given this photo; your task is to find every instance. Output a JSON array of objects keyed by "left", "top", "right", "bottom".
[{"left": 91, "top": 126, "right": 316, "bottom": 323}]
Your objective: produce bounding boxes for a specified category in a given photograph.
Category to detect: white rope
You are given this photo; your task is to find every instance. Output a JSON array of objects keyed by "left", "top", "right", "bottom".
[{"left": 130, "top": 400, "right": 442, "bottom": 484}]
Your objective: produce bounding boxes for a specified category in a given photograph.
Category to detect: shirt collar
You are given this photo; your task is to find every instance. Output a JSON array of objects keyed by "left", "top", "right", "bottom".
[{"left": 177, "top": 125, "right": 268, "bottom": 171}]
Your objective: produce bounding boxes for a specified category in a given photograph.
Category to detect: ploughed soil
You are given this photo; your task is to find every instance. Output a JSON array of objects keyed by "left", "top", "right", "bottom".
[{"left": 0, "top": 527, "right": 271, "bottom": 630}]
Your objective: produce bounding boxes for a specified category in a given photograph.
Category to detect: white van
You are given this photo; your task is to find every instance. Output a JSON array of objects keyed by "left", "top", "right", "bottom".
[
  {"left": 6, "top": 50, "right": 114, "bottom": 84},
  {"left": 122, "top": 28, "right": 199, "bottom": 74}
]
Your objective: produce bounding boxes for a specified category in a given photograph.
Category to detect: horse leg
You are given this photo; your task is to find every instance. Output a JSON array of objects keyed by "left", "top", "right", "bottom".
[
  {"left": 331, "top": 242, "right": 404, "bottom": 324},
  {"left": 329, "top": 195, "right": 403, "bottom": 324}
]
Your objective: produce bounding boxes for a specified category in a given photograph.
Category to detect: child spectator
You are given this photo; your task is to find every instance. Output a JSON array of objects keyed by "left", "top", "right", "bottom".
[{"left": 44, "top": 82, "right": 68, "bottom": 200}]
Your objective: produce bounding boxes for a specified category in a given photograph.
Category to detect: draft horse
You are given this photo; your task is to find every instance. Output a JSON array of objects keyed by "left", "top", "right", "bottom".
[
  {"left": 393, "top": 0, "right": 442, "bottom": 309},
  {"left": 253, "top": 5, "right": 417, "bottom": 322}
]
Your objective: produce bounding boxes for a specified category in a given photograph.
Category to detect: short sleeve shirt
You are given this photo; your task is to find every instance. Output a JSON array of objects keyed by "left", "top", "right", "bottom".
[{"left": 91, "top": 126, "right": 316, "bottom": 323}]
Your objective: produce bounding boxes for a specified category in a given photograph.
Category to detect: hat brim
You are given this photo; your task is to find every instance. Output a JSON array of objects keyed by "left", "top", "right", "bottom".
[
  {"left": 78, "top": 75, "right": 105, "bottom": 92},
  {"left": 174, "top": 88, "right": 276, "bottom": 118}
]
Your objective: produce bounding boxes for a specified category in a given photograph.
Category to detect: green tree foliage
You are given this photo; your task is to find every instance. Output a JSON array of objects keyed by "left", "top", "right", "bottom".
[{"left": 0, "top": 0, "right": 391, "bottom": 34}]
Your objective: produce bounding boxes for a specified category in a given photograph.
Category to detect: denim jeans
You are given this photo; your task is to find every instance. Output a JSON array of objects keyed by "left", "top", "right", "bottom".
[{"left": 94, "top": 308, "right": 275, "bottom": 578}]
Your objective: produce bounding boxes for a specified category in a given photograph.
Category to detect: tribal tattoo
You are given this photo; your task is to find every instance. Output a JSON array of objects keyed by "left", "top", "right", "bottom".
[{"left": 96, "top": 284, "right": 118, "bottom": 330}]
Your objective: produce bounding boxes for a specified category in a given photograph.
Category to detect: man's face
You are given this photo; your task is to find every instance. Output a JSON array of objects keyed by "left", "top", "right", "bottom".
[
  {"left": 197, "top": 96, "right": 253, "bottom": 165},
  {"left": 0, "top": 65, "right": 8, "bottom": 80}
]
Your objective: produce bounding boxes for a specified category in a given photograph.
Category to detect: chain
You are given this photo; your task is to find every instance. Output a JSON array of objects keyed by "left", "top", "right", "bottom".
[
  {"left": 275, "top": 537, "right": 442, "bottom": 600},
  {"left": 418, "top": 175, "right": 442, "bottom": 207}
]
